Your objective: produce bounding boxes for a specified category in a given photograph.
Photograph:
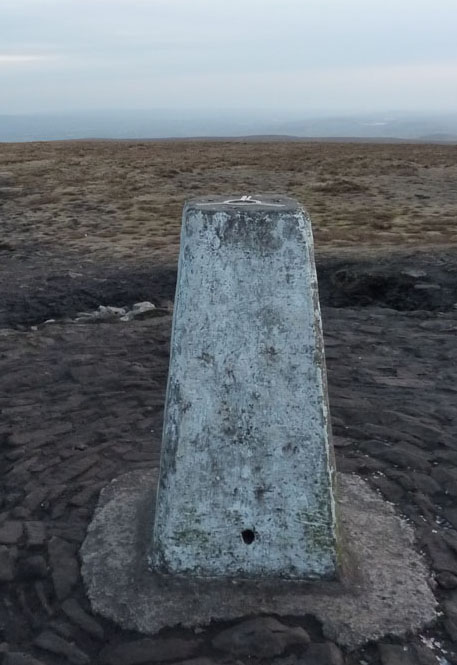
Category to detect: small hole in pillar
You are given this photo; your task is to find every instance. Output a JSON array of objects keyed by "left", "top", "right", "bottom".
[{"left": 242, "top": 529, "right": 255, "bottom": 545}]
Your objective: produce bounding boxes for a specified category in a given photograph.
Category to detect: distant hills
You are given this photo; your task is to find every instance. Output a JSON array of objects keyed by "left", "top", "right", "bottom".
[{"left": 1, "top": 110, "right": 456, "bottom": 143}]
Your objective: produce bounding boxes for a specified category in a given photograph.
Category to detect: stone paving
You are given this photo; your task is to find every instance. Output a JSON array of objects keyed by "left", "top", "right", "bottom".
[{"left": 1, "top": 257, "right": 457, "bottom": 664}]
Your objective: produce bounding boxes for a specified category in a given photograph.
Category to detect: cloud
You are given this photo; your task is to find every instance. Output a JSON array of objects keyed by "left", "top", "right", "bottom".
[
  {"left": 0, "top": 54, "right": 57, "bottom": 65},
  {"left": 0, "top": 0, "right": 457, "bottom": 112}
]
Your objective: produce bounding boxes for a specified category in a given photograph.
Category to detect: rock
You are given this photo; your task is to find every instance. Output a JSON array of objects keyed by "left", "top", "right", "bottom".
[
  {"left": 34, "top": 580, "right": 54, "bottom": 617},
  {"left": 70, "top": 482, "right": 105, "bottom": 508},
  {"left": 4, "top": 490, "right": 25, "bottom": 508},
  {"left": 121, "top": 302, "right": 158, "bottom": 321},
  {"left": 0, "top": 521, "right": 23, "bottom": 544},
  {"left": 49, "top": 619, "right": 78, "bottom": 640},
  {"left": 25, "top": 521, "right": 46, "bottom": 548},
  {"left": 379, "top": 644, "right": 417, "bottom": 665},
  {"left": 62, "top": 598, "right": 104, "bottom": 640},
  {"left": 23, "top": 488, "right": 49, "bottom": 512},
  {"left": 437, "top": 450, "right": 457, "bottom": 466},
  {"left": 34, "top": 631, "right": 90, "bottom": 665},
  {"left": 431, "top": 468, "right": 457, "bottom": 497},
  {"left": 11, "top": 507, "right": 31, "bottom": 520},
  {"left": 212, "top": 617, "right": 310, "bottom": 658},
  {"left": 384, "top": 413, "right": 447, "bottom": 448},
  {"left": 301, "top": 642, "right": 343, "bottom": 665},
  {"left": 436, "top": 572, "right": 457, "bottom": 589},
  {"left": 384, "top": 469, "right": 414, "bottom": 491},
  {"left": 444, "top": 615, "right": 457, "bottom": 642},
  {"left": 4, "top": 653, "right": 47, "bottom": 665},
  {"left": 0, "top": 546, "right": 17, "bottom": 581},
  {"left": 443, "top": 509, "right": 457, "bottom": 530},
  {"left": 410, "top": 472, "right": 442, "bottom": 495},
  {"left": 414, "top": 283, "right": 441, "bottom": 291},
  {"left": 52, "top": 301, "right": 164, "bottom": 325},
  {"left": 273, "top": 657, "right": 298, "bottom": 665},
  {"left": 374, "top": 444, "right": 431, "bottom": 472},
  {"left": 445, "top": 529, "right": 457, "bottom": 557},
  {"left": 332, "top": 436, "right": 353, "bottom": 448},
  {"left": 75, "top": 306, "right": 126, "bottom": 323},
  {"left": 413, "top": 644, "right": 440, "bottom": 664},
  {"left": 401, "top": 269, "right": 427, "bottom": 279},
  {"left": 444, "top": 597, "right": 457, "bottom": 621},
  {"left": 440, "top": 531, "right": 457, "bottom": 558},
  {"left": 370, "top": 475, "right": 404, "bottom": 502},
  {"left": 48, "top": 537, "right": 79, "bottom": 600},
  {"left": 50, "top": 455, "right": 98, "bottom": 484},
  {"left": 18, "top": 555, "right": 47, "bottom": 580},
  {"left": 414, "top": 492, "right": 437, "bottom": 518},
  {"left": 422, "top": 533, "right": 457, "bottom": 575},
  {"left": 99, "top": 638, "right": 201, "bottom": 665}
]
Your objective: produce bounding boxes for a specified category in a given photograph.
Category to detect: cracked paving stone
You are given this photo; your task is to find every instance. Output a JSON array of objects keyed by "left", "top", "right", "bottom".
[
  {"left": 212, "top": 617, "right": 310, "bottom": 658},
  {"left": 34, "top": 630, "right": 90, "bottom": 665},
  {"left": 62, "top": 598, "right": 105, "bottom": 640},
  {"left": 99, "top": 638, "right": 201, "bottom": 665},
  {"left": 0, "top": 545, "right": 17, "bottom": 582},
  {"left": 3, "top": 654, "right": 47, "bottom": 665},
  {"left": 24, "top": 521, "right": 46, "bottom": 548},
  {"left": 300, "top": 642, "right": 344, "bottom": 665},
  {"left": 0, "top": 521, "right": 23, "bottom": 545},
  {"left": 379, "top": 644, "right": 419, "bottom": 665},
  {"left": 48, "top": 537, "right": 79, "bottom": 600},
  {"left": 18, "top": 555, "right": 48, "bottom": 580}
]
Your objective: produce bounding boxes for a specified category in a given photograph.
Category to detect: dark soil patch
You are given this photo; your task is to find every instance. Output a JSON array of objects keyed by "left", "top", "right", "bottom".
[
  {"left": 1, "top": 249, "right": 456, "bottom": 329},
  {"left": 0, "top": 260, "right": 177, "bottom": 328},
  {"left": 317, "top": 250, "right": 457, "bottom": 311}
]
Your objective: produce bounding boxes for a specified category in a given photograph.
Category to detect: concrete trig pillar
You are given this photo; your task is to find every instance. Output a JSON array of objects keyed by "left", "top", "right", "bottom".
[{"left": 151, "top": 195, "right": 338, "bottom": 579}]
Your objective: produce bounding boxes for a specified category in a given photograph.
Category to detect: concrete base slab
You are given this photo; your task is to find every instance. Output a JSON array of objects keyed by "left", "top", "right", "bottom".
[{"left": 80, "top": 471, "right": 437, "bottom": 649}]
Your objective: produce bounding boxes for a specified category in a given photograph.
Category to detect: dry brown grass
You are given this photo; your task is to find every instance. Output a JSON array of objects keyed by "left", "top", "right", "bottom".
[{"left": 0, "top": 139, "right": 456, "bottom": 264}]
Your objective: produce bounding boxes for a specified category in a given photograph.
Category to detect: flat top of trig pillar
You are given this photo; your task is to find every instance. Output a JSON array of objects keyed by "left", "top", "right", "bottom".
[{"left": 185, "top": 195, "right": 302, "bottom": 213}]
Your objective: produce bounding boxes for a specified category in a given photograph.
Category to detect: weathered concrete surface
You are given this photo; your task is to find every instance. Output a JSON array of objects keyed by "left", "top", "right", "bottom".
[
  {"left": 152, "top": 196, "right": 337, "bottom": 579},
  {"left": 80, "top": 470, "right": 437, "bottom": 648}
]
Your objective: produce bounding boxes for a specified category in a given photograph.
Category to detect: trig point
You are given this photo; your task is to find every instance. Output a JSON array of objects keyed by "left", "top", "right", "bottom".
[
  {"left": 151, "top": 195, "right": 338, "bottom": 579},
  {"left": 81, "top": 195, "right": 436, "bottom": 647}
]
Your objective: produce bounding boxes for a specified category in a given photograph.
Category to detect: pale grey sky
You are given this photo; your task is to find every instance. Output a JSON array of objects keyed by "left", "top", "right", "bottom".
[{"left": 1, "top": 0, "right": 457, "bottom": 114}]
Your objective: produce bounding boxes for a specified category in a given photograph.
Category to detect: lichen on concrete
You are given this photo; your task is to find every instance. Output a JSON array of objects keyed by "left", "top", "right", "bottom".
[{"left": 151, "top": 196, "right": 338, "bottom": 579}]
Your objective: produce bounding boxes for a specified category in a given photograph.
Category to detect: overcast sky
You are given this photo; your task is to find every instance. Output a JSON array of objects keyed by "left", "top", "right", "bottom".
[{"left": 1, "top": 0, "right": 457, "bottom": 115}]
